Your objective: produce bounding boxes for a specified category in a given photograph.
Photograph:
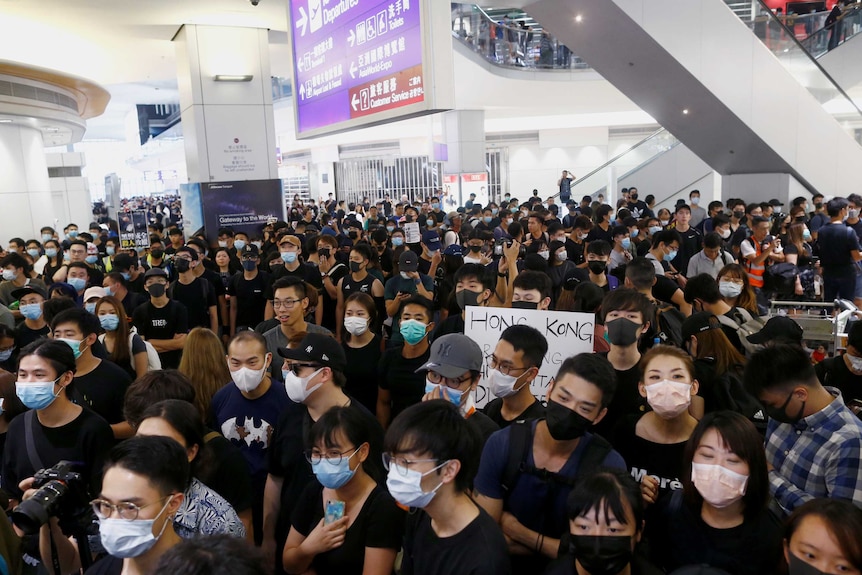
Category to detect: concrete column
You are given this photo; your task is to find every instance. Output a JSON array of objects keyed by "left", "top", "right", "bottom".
[
  {"left": 0, "top": 123, "right": 58, "bottom": 239},
  {"left": 442, "top": 110, "right": 485, "bottom": 174},
  {"left": 174, "top": 25, "right": 278, "bottom": 183}
]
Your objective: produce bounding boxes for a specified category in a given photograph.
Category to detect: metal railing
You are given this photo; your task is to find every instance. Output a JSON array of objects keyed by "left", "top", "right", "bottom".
[
  {"left": 450, "top": 4, "right": 590, "bottom": 70},
  {"left": 799, "top": 3, "right": 862, "bottom": 58}
]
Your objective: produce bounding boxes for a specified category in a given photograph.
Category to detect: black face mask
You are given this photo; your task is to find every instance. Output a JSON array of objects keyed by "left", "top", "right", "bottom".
[
  {"left": 630, "top": 194, "right": 638, "bottom": 201},
  {"left": 765, "top": 390, "right": 805, "bottom": 424},
  {"left": 605, "top": 318, "right": 642, "bottom": 347},
  {"left": 512, "top": 301, "right": 539, "bottom": 310},
  {"left": 788, "top": 551, "right": 827, "bottom": 575},
  {"left": 349, "top": 261, "right": 363, "bottom": 273},
  {"left": 319, "top": 248, "right": 331, "bottom": 259},
  {"left": 813, "top": 203, "right": 822, "bottom": 210},
  {"left": 570, "top": 535, "right": 633, "bottom": 575},
  {"left": 150, "top": 249, "right": 164, "bottom": 259},
  {"left": 733, "top": 210, "right": 745, "bottom": 220},
  {"left": 147, "top": 283, "right": 166, "bottom": 298},
  {"left": 468, "top": 245, "right": 482, "bottom": 253},
  {"left": 546, "top": 400, "right": 592, "bottom": 441},
  {"left": 456, "top": 289, "right": 482, "bottom": 310},
  {"left": 348, "top": 231, "right": 359, "bottom": 240},
  {"left": 587, "top": 261, "right": 607, "bottom": 275},
  {"left": 175, "top": 258, "right": 191, "bottom": 273},
  {"left": 242, "top": 260, "right": 257, "bottom": 272}
]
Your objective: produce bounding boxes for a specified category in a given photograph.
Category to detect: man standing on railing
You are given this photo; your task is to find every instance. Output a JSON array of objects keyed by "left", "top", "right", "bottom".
[{"left": 556, "top": 170, "right": 574, "bottom": 204}]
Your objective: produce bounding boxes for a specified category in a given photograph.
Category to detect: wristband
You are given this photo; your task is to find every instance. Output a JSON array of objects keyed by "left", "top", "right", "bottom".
[{"left": 498, "top": 272, "right": 508, "bottom": 278}]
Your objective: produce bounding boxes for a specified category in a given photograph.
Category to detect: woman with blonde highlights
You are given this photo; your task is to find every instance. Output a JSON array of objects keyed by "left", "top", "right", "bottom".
[{"left": 178, "top": 327, "right": 231, "bottom": 420}]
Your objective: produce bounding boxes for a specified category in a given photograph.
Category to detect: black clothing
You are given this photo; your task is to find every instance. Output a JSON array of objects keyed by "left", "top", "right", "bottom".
[
  {"left": 170, "top": 277, "right": 217, "bottom": 329},
  {"left": 70, "top": 360, "right": 133, "bottom": 425},
  {"left": 15, "top": 323, "right": 49, "bottom": 349},
  {"left": 593, "top": 354, "right": 645, "bottom": 439},
  {"left": 482, "top": 398, "right": 546, "bottom": 428},
  {"left": 132, "top": 300, "right": 189, "bottom": 369},
  {"left": 200, "top": 432, "right": 255, "bottom": 514},
  {"left": 429, "top": 314, "right": 465, "bottom": 342},
  {"left": 586, "top": 225, "right": 614, "bottom": 244},
  {"left": 320, "top": 263, "right": 349, "bottom": 331},
  {"left": 818, "top": 223, "right": 861, "bottom": 278},
  {"left": 564, "top": 239, "right": 585, "bottom": 266},
  {"left": 85, "top": 556, "right": 122, "bottom": 574},
  {"left": 343, "top": 335, "right": 383, "bottom": 414},
  {"left": 669, "top": 226, "right": 702, "bottom": 276},
  {"left": 378, "top": 345, "right": 431, "bottom": 423},
  {"left": 227, "top": 271, "right": 272, "bottom": 330},
  {"left": 467, "top": 411, "right": 500, "bottom": 447},
  {"left": 816, "top": 355, "right": 862, "bottom": 403},
  {"left": 611, "top": 414, "right": 686, "bottom": 501}
]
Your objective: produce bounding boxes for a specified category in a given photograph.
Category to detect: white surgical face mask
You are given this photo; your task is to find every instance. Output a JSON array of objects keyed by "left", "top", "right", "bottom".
[
  {"left": 98, "top": 497, "right": 172, "bottom": 559},
  {"left": 283, "top": 367, "right": 324, "bottom": 403},
  {"left": 718, "top": 281, "right": 743, "bottom": 298},
  {"left": 231, "top": 360, "right": 269, "bottom": 394},
  {"left": 644, "top": 380, "right": 692, "bottom": 419},
  {"left": 344, "top": 316, "right": 369, "bottom": 336},
  {"left": 538, "top": 250, "right": 550, "bottom": 261},
  {"left": 386, "top": 460, "right": 449, "bottom": 508},
  {"left": 847, "top": 353, "right": 862, "bottom": 372},
  {"left": 488, "top": 368, "right": 528, "bottom": 399},
  {"left": 691, "top": 462, "right": 748, "bottom": 508}
]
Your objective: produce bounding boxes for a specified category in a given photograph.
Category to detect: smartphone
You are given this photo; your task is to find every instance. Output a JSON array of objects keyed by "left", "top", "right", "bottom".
[{"left": 324, "top": 500, "right": 345, "bottom": 525}]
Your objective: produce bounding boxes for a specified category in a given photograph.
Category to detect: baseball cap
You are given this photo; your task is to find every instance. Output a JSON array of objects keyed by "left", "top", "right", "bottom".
[
  {"left": 399, "top": 250, "right": 419, "bottom": 272},
  {"left": 768, "top": 198, "right": 784, "bottom": 207},
  {"left": 422, "top": 230, "right": 441, "bottom": 251},
  {"left": 84, "top": 287, "right": 107, "bottom": 302},
  {"left": 443, "top": 244, "right": 463, "bottom": 257},
  {"left": 746, "top": 315, "right": 803, "bottom": 345},
  {"left": 241, "top": 244, "right": 260, "bottom": 258},
  {"left": 278, "top": 333, "right": 346, "bottom": 372},
  {"left": 416, "top": 334, "right": 483, "bottom": 379},
  {"left": 112, "top": 253, "right": 135, "bottom": 272},
  {"left": 11, "top": 285, "right": 47, "bottom": 301},
  {"left": 144, "top": 268, "right": 168, "bottom": 280},
  {"left": 279, "top": 235, "right": 302, "bottom": 249},
  {"left": 86, "top": 242, "right": 98, "bottom": 256},
  {"left": 681, "top": 312, "right": 721, "bottom": 342}
]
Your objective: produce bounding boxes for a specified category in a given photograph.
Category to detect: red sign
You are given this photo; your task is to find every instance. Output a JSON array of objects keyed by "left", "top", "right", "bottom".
[
  {"left": 461, "top": 173, "right": 488, "bottom": 183},
  {"left": 442, "top": 174, "right": 458, "bottom": 184},
  {"left": 348, "top": 64, "right": 425, "bottom": 119}
]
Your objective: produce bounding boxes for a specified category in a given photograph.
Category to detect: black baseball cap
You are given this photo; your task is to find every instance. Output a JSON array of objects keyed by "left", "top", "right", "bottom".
[
  {"left": 278, "top": 333, "right": 346, "bottom": 372},
  {"left": 111, "top": 253, "right": 135, "bottom": 272},
  {"left": 241, "top": 244, "right": 260, "bottom": 258},
  {"left": 143, "top": 268, "right": 168, "bottom": 280},
  {"left": 11, "top": 285, "right": 47, "bottom": 301},
  {"left": 681, "top": 312, "right": 721, "bottom": 342},
  {"left": 746, "top": 316, "right": 803, "bottom": 345}
]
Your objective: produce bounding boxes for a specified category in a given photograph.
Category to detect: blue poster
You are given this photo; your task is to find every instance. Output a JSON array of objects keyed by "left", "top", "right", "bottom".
[{"left": 200, "top": 180, "right": 285, "bottom": 244}]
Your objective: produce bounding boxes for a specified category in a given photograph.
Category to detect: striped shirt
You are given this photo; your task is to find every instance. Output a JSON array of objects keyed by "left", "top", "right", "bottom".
[{"left": 766, "top": 387, "right": 862, "bottom": 516}]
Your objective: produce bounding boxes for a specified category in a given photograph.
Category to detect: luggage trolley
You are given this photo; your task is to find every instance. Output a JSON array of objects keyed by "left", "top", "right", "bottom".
[{"left": 768, "top": 300, "right": 858, "bottom": 353}]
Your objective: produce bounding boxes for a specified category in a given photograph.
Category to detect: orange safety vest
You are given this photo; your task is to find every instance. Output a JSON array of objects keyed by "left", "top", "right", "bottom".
[{"left": 744, "top": 237, "right": 765, "bottom": 289}]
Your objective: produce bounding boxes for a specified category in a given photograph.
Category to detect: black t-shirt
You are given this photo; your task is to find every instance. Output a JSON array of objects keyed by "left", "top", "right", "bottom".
[
  {"left": 467, "top": 411, "right": 500, "bottom": 447},
  {"left": 15, "top": 323, "right": 50, "bottom": 349},
  {"left": 817, "top": 223, "right": 861, "bottom": 276},
  {"left": 669, "top": 226, "right": 702, "bottom": 275},
  {"left": 417, "top": 256, "right": 433, "bottom": 276},
  {"left": 227, "top": 271, "right": 272, "bottom": 329},
  {"left": 586, "top": 225, "right": 614, "bottom": 244},
  {"left": 593, "top": 354, "right": 645, "bottom": 439},
  {"left": 816, "top": 355, "right": 862, "bottom": 402},
  {"left": 401, "top": 505, "right": 511, "bottom": 575},
  {"left": 120, "top": 291, "right": 147, "bottom": 318},
  {"left": 652, "top": 276, "right": 679, "bottom": 305},
  {"left": 343, "top": 335, "right": 383, "bottom": 414},
  {"left": 611, "top": 414, "right": 686, "bottom": 500},
  {"left": 320, "top": 263, "right": 349, "bottom": 331},
  {"left": 272, "top": 262, "right": 322, "bottom": 288},
  {"left": 85, "top": 555, "right": 122, "bottom": 575},
  {"left": 482, "top": 398, "right": 546, "bottom": 428},
  {"left": 132, "top": 300, "right": 189, "bottom": 369},
  {"left": 71, "top": 360, "right": 133, "bottom": 425},
  {"left": 1, "top": 407, "right": 113, "bottom": 499},
  {"left": 378, "top": 346, "right": 431, "bottom": 422},
  {"left": 170, "top": 277, "right": 217, "bottom": 329},
  {"left": 564, "top": 239, "right": 585, "bottom": 266},
  {"left": 291, "top": 483, "right": 405, "bottom": 575},
  {"left": 199, "top": 432, "right": 255, "bottom": 513},
  {"left": 429, "top": 314, "right": 465, "bottom": 343},
  {"left": 341, "top": 273, "right": 378, "bottom": 299}
]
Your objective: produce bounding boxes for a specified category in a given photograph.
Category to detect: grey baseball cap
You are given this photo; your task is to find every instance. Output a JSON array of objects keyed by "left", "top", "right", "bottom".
[{"left": 416, "top": 334, "right": 483, "bottom": 378}]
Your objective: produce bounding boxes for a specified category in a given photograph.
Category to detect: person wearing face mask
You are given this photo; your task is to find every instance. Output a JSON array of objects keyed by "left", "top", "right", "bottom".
[
  {"left": 211, "top": 332, "right": 290, "bottom": 545},
  {"left": 385, "top": 400, "right": 511, "bottom": 575},
  {"left": 132, "top": 268, "right": 189, "bottom": 369},
  {"left": 609, "top": 226, "right": 634, "bottom": 272},
  {"left": 582, "top": 241, "right": 619, "bottom": 292},
  {"left": 383, "top": 251, "right": 434, "bottom": 344},
  {"left": 418, "top": 334, "right": 499, "bottom": 445},
  {"left": 544, "top": 469, "right": 662, "bottom": 575},
  {"left": 265, "top": 332, "right": 384, "bottom": 575},
  {"left": 510, "top": 270, "right": 552, "bottom": 310},
  {"left": 12, "top": 285, "right": 50, "bottom": 348},
  {"left": 169, "top": 247, "right": 218, "bottom": 332},
  {"left": 547, "top": 240, "right": 579, "bottom": 304},
  {"left": 2, "top": 339, "right": 113, "bottom": 568},
  {"left": 377, "top": 296, "right": 434, "bottom": 429},
  {"left": 565, "top": 216, "right": 593, "bottom": 267},
  {"left": 815, "top": 321, "right": 862, "bottom": 405},
  {"left": 612, "top": 346, "right": 699, "bottom": 512},
  {"left": 782, "top": 499, "right": 862, "bottom": 575},
  {"left": 96, "top": 296, "right": 149, "bottom": 380},
  {"left": 335, "top": 244, "right": 385, "bottom": 342},
  {"left": 482, "top": 325, "right": 547, "bottom": 428},
  {"left": 341, "top": 293, "right": 382, "bottom": 413},
  {"left": 593, "top": 289, "right": 653, "bottom": 439},
  {"left": 272, "top": 235, "right": 320, "bottom": 288},
  {"left": 647, "top": 411, "right": 782, "bottom": 575},
  {"left": 0, "top": 252, "right": 46, "bottom": 306},
  {"left": 683, "top": 274, "right": 750, "bottom": 355},
  {"left": 52, "top": 308, "right": 133, "bottom": 439},
  {"left": 475, "top": 353, "right": 625, "bottom": 574},
  {"left": 30, "top": 435, "right": 186, "bottom": 575},
  {"left": 687, "top": 189, "right": 707, "bottom": 228},
  {"left": 818, "top": 198, "right": 862, "bottom": 303},
  {"left": 283, "top": 406, "right": 404, "bottom": 575},
  {"left": 227, "top": 244, "right": 273, "bottom": 336},
  {"left": 716, "top": 263, "right": 761, "bottom": 317},
  {"left": 686, "top": 233, "right": 736, "bottom": 280},
  {"left": 417, "top": 229, "right": 442, "bottom": 277},
  {"left": 646, "top": 230, "right": 683, "bottom": 286},
  {"left": 744, "top": 344, "right": 862, "bottom": 516},
  {"left": 431, "top": 264, "right": 499, "bottom": 341},
  {"left": 316, "top": 235, "right": 349, "bottom": 332},
  {"left": 65, "top": 261, "right": 92, "bottom": 302}
]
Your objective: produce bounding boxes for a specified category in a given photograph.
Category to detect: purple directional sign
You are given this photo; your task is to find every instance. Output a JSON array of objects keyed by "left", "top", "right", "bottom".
[{"left": 288, "top": 0, "right": 427, "bottom": 138}]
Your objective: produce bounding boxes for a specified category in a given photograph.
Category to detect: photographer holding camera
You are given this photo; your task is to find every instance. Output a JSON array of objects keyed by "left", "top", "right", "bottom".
[{"left": 2, "top": 338, "right": 113, "bottom": 569}]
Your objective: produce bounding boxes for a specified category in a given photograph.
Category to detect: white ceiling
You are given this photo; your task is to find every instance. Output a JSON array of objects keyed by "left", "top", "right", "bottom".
[{"left": 0, "top": 0, "right": 296, "bottom": 140}]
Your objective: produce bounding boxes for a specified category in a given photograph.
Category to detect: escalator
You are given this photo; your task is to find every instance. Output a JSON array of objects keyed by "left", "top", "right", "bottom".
[{"left": 525, "top": 0, "right": 862, "bottom": 197}]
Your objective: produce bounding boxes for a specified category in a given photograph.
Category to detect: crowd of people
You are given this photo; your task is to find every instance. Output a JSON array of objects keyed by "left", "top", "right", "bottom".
[{"left": 0, "top": 185, "right": 861, "bottom": 575}]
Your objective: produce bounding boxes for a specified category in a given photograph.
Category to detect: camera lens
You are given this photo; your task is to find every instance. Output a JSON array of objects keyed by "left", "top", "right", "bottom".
[{"left": 11, "top": 481, "right": 67, "bottom": 534}]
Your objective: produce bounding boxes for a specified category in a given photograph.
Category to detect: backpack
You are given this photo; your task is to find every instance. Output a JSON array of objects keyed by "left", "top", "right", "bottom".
[
  {"left": 99, "top": 329, "right": 162, "bottom": 371},
  {"left": 652, "top": 302, "right": 685, "bottom": 348},
  {"left": 764, "top": 262, "right": 799, "bottom": 296},
  {"left": 715, "top": 308, "right": 766, "bottom": 357},
  {"left": 502, "top": 419, "right": 612, "bottom": 494},
  {"left": 707, "top": 368, "right": 767, "bottom": 432}
]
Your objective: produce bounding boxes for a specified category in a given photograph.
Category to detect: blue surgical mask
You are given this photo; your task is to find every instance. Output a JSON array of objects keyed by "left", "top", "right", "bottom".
[
  {"left": 45, "top": 248, "right": 58, "bottom": 258},
  {"left": 649, "top": 226, "right": 662, "bottom": 235},
  {"left": 20, "top": 303, "right": 42, "bottom": 321},
  {"left": 0, "top": 348, "right": 12, "bottom": 362},
  {"left": 56, "top": 338, "right": 85, "bottom": 360},
  {"left": 392, "top": 237, "right": 404, "bottom": 247},
  {"left": 281, "top": 251, "right": 298, "bottom": 264},
  {"left": 2, "top": 269, "right": 17, "bottom": 282},
  {"left": 491, "top": 208, "right": 499, "bottom": 216},
  {"left": 106, "top": 247, "right": 115, "bottom": 256},
  {"left": 311, "top": 447, "right": 361, "bottom": 489},
  {"left": 16, "top": 377, "right": 62, "bottom": 410},
  {"left": 424, "top": 380, "right": 465, "bottom": 407},
  {"left": 27, "top": 248, "right": 40, "bottom": 259},
  {"left": 63, "top": 252, "right": 71, "bottom": 262},
  {"left": 483, "top": 217, "right": 492, "bottom": 224},
  {"left": 630, "top": 229, "right": 639, "bottom": 238},
  {"left": 121, "top": 272, "right": 131, "bottom": 282},
  {"left": 400, "top": 319, "right": 428, "bottom": 345},
  {"left": 386, "top": 226, "right": 395, "bottom": 233},
  {"left": 621, "top": 238, "right": 632, "bottom": 250},
  {"left": 609, "top": 213, "right": 616, "bottom": 223},
  {"left": 104, "top": 286, "right": 114, "bottom": 297},
  {"left": 99, "top": 314, "right": 120, "bottom": 332},
  {"left": 510, "top": 207, "right": 519, "bottom": 213},
  {"left": 431, "top": 203, "right": 440, "bottom": 210},
  {"left": 666, "top": 249, "right": 678, "bottom": 261},
  {"left": 42, "top": 234, "right": 53, "bottom": 243},
  {"left": 234, "top": 240, "right": 246, "bottom": 250},
  {"left": 803, "top": 229, "right": 812, "bottom": 241},
  {"left": 85, "top": 303, "right": 97, "bottom": 314},
  {"left": 85, "top": 255, "right": 98, "bottom": 265},
  {"left": 67, "top": 230, "right": 79, "bottom": 238},
  {"left": 426, "top": 219, "right": 435, "bottom": 227},
  {"left": 68, "top": 277, "right": 86, "bottom": 292}
]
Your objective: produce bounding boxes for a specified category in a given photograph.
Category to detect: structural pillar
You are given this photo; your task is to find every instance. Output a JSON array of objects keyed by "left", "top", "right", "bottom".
[
  {"left": 0, "top": 123, "right": 56, "bottom": 236},
  {"left": 174, "top": 25, "right": 278, "bottom": 183},
  {"left": 442, "top": 109, "right": 485, "bottom": 174}
]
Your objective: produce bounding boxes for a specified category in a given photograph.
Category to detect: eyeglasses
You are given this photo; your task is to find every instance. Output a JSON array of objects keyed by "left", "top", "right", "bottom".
[
  {"left": 90, "top": 495, "right": 172, "bottom": 521},
  {"left": 304, "top": 445, "right": 360, "bottom": 465},
  {"left": 486, "top": 353, "right": 530, "bottom": 376},
  {"left": 285, "top": 362, "right": 321, "bottom": 376},
  {"left": 382, "top": 453, "right": 441, "bottom": 476},
  {"left": 272, "top": 298, "right": 303, "bottom": 309},
  {"left": 427, "top": 370, "right": 472, "bottom": 389}
]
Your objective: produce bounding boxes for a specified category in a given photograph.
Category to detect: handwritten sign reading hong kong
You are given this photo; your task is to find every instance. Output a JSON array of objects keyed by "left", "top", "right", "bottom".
[{"left": 464, "top": 307, "right": 596, "bottom": 407}]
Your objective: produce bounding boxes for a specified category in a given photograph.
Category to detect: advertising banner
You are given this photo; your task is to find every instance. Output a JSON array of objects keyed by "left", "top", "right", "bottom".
[
  {"left": 463, "top": 306, "right": 596, "bottom": 407},
  {"left": 179, "top": 183, "right": 204, "bottom": 237},
  {"left": 200, "top": 180, "right": 284, "bottom": 245},
  {"left": 461, "top": 172, "right": 489, "bottom": 208},
  {"left": 118, "top": 210, "right": 151, "bottom": 250},
  {"left": 442, "top": 174, "right": 459, "bottom": 209}
]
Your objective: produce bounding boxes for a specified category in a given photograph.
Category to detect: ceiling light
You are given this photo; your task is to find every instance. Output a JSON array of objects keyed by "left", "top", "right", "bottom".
[
  {"left": 575, "top": 14, "right": 583, "bottom": 22},
  {"left": 213, "top": 74, "right": 254, "bottom": 82},
  {"left": 682, "top": 109, "right": 689, "bottom": 115},
  {"left": 0, "top": 119, "right": 11, "bottom": 123},
  {"left": 45, "top": 127, "right": 60, "bottom": 133}
]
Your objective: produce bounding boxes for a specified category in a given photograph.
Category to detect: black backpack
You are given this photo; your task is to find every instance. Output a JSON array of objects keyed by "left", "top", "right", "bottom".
[{"left": 653, "top": 302, "right": 685, "bottom": 348}]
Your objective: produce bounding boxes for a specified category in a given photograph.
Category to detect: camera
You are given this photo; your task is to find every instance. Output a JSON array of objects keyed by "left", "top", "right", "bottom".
[
  {"left": 494, "top": 238, "right": 526, "bottom": 259},
  {"left": 250, "top": 0, "right": 260, "bottom": 5},
  {"left": 11, "top": 461, "right": 91, "bottom": 535}
]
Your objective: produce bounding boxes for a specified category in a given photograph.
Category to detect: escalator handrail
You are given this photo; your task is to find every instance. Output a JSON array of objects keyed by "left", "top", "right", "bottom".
[
  {"left": 798, "top": 3, "right": 862, "bottom": 55},
  {"left": 749, "top": 0, "right": 862, "bottom": 118},
  {"left": 547, "top": 128, "right": 669, "bottom": 201}
]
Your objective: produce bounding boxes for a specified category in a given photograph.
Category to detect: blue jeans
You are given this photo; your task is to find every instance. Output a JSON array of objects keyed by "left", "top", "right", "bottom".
[{"left": 824, "top": 274, "right": 856, "bottom": 302}]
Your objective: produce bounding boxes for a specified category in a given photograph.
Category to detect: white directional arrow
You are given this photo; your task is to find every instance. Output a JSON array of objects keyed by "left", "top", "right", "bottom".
[
  {"left": 351, "top": 93, "right": 359, "bottom": 111},
  {"left": 348, "top": 29, "right": 356, "bottom": 47},
  {"left": 299, "top": 84, "right": 306, "bottom": 100},
  {"left": 295, "top": 6, "right": 308, "bottom": 37},
  {"left": 297, "top": 59, "right": 304, "bottom": 73},
  {"left": 349, "top": 61, "right": 357, "bottom": 79}
]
